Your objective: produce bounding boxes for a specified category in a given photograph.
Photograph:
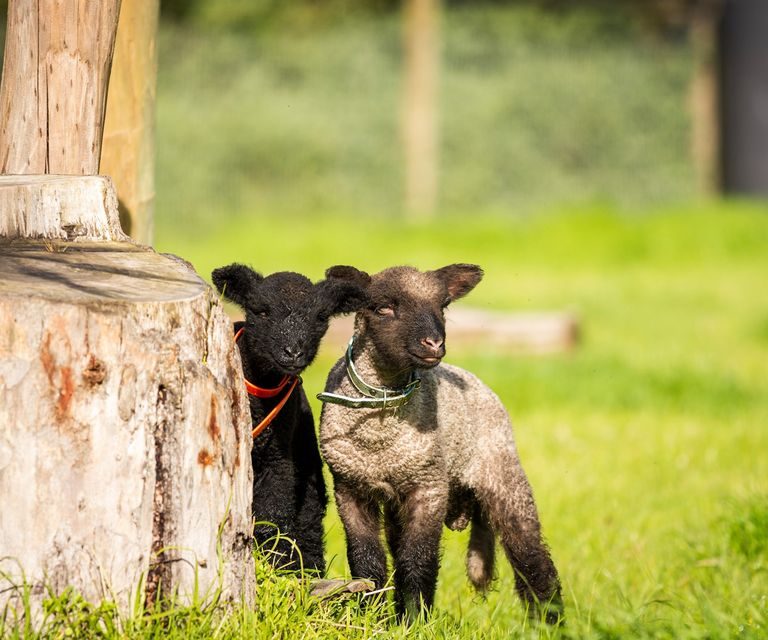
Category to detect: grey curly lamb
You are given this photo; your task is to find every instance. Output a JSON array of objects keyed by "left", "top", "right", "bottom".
[{"left": 317, "top": 264, "right": 562, "bottom": 623}]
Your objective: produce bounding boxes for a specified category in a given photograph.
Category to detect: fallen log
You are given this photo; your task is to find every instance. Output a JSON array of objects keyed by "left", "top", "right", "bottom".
[{"left": 324, "top": 308, "right": 580, "bottom": 355}]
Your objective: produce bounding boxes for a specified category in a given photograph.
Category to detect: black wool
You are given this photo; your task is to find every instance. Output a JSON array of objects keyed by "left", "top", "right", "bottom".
[{"left": 212, "top": 263, "right": 368, "bottom": 573}]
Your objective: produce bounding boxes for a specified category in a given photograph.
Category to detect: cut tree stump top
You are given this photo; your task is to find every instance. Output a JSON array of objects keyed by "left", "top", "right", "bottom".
[{"left": 0, "top": 242, "right": 206, "bottom": 304}]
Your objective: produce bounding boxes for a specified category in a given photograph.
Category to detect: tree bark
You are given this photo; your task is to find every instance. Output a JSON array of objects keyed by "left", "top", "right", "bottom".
[
  {"left": 101, "top": 0, "right": 160, "bottom": 244},
  {"left": 402, "top": 0, "right": 440, "bottom": 220},
  {"left": 0, "top": 178, "right": 255, "bottom": 612},
  {"left": 0, "top": 0, "right": 122, "bottom": 174}
]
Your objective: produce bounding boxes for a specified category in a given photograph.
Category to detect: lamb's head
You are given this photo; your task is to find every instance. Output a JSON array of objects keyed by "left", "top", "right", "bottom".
[
  {"left": 212, "top": 263, "right": 368, "bottom": 376},
  {"left": 326, "top": 264, "right": 483, "bottom": 372}
]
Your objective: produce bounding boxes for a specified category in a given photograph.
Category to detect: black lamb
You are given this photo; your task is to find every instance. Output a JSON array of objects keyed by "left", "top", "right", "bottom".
[{"left": 212, "top": 263, "right": 367, "bottom": 573}]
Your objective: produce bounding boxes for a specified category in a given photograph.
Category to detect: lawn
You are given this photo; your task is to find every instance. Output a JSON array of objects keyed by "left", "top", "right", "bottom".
[
  {"left": 3, "top": 204, "right": 767, "bottom": 638},
  {"left": 162, "top": 202, "right": 768, "bottom": 638}
]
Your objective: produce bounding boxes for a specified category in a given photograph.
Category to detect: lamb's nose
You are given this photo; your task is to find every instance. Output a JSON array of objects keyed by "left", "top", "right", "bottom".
[
  {"left": 284, "top": 346, "right": 304, "bottom": 359},
  {"left": 420, "top": 337, "right": 444, "bottom": 353}
]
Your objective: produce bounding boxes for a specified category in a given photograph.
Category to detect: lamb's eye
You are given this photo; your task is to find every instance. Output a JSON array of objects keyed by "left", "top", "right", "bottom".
[
  {"left": 255, "top": 310, "right": 269, "bottom": 318},
  {"left": 376, "top": 306, "right": 395, "bottom": 317}
]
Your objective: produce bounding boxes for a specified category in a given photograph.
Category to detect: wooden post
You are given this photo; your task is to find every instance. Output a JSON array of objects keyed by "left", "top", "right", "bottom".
[
  {"left": 689, "top": 0, "right": 722, "bottom": 196},
  {"left": 101, "top": 0, "right": 160, "bottom": 244},
  {"left": 0, "top": 1, "right": 254, "bottom": 613},
  {"left": 0, "top": 1, "right": 120, "bottom": 174},
  {"left": 402, "top": 0, "right": 440, "bottom": 220}
]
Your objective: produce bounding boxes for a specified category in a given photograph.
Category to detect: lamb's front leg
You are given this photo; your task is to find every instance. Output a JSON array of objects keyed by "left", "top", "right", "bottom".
[
  {"left": 389, "top": 486, "right": 447, "bottom": 622},
  {"left": 291, "top": 402, "right": 328, "bottom": 574},
  {"left": 292, "top": 457, "right": 327, "bottom": 574},
  {"left": 335, "top": 481, "right": 388, "bottom": 590}
]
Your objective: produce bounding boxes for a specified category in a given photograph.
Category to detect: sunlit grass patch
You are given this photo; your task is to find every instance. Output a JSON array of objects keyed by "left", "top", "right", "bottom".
[
  {"left": 726, "top": 496, "right": 768, "bottom": 562},
  {"left": 154, "top": 201, "right": 768, "bottom": 638},
  {"left": 5, "top": 200, "right": 763, "bottom": 638}
]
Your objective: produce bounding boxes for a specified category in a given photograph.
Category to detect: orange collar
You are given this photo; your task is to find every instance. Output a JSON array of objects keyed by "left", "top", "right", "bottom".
[{"left": 234, "top": 327, "right": 300, "bottom": 438}]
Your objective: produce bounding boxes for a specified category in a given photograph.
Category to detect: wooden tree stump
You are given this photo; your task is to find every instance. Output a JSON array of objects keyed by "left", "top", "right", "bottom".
[
  {"left": 0, "top": 175, "right": 127, "bottom": 241},
  {"left": 0, "top": 177, "right": 254, "bottom": 611}
]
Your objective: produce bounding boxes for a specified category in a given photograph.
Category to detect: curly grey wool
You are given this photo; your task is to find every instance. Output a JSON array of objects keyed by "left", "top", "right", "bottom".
[{"left": 318, "top": 264, "right": 562, "bottom": 624}]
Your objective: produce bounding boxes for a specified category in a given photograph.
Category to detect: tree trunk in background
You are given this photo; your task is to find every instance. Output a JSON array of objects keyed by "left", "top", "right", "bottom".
[
  {"left": 720, "top": 0, "right": 768, "bottom": 196},
  {"left": 689, "top": 0, "right": 722, "bottom": 196},
  {"left": 0, "top": 2, "right": 254, "bottom": 614},
  {"left": 101, "top": 0, "right": 160, "bottom": 245},
  {"left": 0, "top": 1, "right": 121, "bottom": 174},
  {"left": 402, "top": 0, "right": 440, "bottom": 219}
]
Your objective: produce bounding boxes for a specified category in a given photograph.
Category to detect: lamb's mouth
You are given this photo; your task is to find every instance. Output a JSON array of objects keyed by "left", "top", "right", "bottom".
[
  {"left": 274, "top": 359, "right": 306, "bottom": 376},
  {"left": 409, "top": 352, "right": 442, "bottom": 367},
  {"left": 283, "top": 366, "right": 303, "bottom": 376}
]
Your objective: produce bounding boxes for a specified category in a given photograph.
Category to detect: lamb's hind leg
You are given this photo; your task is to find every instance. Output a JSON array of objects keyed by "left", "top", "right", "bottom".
[
  {"left": 466, "top": 504, "right": 495, "bottom": 594},
  {"left": 474, "top": 454, "right": 563, "bottom": 624}
]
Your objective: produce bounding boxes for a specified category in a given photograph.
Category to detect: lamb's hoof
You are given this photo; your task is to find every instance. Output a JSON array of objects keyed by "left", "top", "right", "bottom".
[
  {"left": 309, "top": 578, "right": 376, "bottom": 599},
  {"left": 535, "top": 597, "right": 565, "bottom": 627},
  {"left": 445, "top": 513, "right": 471, "bottom": 531}
]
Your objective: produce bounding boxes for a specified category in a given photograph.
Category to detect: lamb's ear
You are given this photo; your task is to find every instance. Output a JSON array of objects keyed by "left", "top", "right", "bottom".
[
  {"left": 321, "top": 265, "right": 372, "bottom": 315},
  {"left": 325, "top": 265, "right": 371, "bottom": 288},
  {"left": 433, "top": 264, "right": 483, "bottom": 302},
  {"left": 211, "top": 263, "right": 263, "bottom": 308}
]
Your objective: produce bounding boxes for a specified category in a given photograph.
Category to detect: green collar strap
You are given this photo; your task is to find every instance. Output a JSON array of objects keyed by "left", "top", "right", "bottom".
[{"left": 317, "top": 338, "right": 421, "bottom": 409}]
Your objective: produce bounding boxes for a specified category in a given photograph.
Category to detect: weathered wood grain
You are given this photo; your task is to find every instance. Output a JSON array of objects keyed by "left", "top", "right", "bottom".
[
  {"left": 0, "top": 1, "right": 122, "bottom": 174},
  {"left": 0, "top": 175, "right": 127, "bottom": 241},
  {"left": 0, "top": 2, "right": 255, "bottom": 616}
]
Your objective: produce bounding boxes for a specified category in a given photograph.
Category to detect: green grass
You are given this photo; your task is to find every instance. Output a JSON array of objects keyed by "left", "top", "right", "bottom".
[
  {"left": 7, "top": 201, "right": 767, "bottom": 638},
  {"left": 180, "top": 203, "right": 768, "bottom": 638},
  {"left": 170, "top": 201, "right": 768, "bottom": 639},
  {"left": 4, "top": 204, "right": 767, "bottom": 637}
]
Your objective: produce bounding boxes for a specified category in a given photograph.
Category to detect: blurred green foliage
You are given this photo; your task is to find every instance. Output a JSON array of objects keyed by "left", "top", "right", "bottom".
[
  {"left": 157, "top": 0, "right": 703, "bottom": 31},
  {"left": 160, "top": 0, "right": 397, "bottom": 30},
  {"left": 156, "top": 3, "right": 695, "bottom": 235}
]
